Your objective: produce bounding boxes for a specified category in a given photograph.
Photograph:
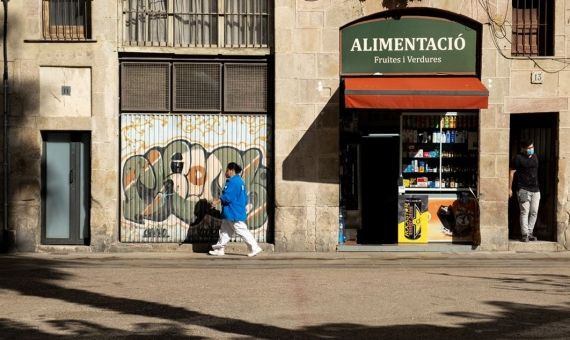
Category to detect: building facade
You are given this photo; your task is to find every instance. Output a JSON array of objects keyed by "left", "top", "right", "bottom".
[{"left": 1, "top": 0, "right": 569, "bottom": 252}]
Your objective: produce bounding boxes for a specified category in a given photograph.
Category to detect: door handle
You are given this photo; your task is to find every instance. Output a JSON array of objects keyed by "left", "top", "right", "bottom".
[{"left": 69, "top": 169, "right": 74, "bottom": 184}]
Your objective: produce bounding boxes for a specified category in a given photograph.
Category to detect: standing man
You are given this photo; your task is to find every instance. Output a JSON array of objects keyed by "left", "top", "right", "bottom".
[
  {"left": 208, "top": 162, "right": 263, "bottom": 257},
  {"left": 509, "top": 140, "right": 540, "bottom": 242}
]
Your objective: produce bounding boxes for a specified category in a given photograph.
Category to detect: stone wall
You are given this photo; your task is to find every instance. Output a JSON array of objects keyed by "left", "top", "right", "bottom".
[{"left": 0, "top": 2, "right": 119, "bottom": 251}]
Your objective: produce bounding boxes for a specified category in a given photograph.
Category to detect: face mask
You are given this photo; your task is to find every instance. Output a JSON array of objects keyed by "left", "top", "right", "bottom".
[{"left": 526, "top": 149, "right": 534, "bottom": 156}]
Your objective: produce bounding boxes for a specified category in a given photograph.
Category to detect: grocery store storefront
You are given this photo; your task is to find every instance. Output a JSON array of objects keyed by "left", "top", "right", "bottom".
[{"left": 339, "top": 9, "right": 488, "bottom": 246}]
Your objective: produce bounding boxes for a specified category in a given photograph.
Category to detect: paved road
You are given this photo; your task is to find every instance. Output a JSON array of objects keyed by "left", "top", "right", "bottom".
[{"left": 1, "top": 252, "right": 569, "bottom": 339}]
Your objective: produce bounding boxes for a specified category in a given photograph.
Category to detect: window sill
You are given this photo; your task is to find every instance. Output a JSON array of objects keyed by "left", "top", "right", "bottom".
[
  {"left": 510, "top": 55, "right": 555, "bottom": 60},
  {"left": 118, "top": 45, "right": 270, "bottom": 55},
  {"left": 24, "top": 39, "right": 97, "bottom": 43}
]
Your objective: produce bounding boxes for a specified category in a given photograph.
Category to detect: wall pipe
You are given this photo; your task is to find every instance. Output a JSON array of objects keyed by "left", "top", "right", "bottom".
[{"left": 2, "top": 0, "right": 8, "bottom": 250}]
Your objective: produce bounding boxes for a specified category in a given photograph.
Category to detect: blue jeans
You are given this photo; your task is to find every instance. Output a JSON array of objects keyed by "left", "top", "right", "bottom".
[{"left": 517, "top": 189, "right": 540, "bottom": 236}]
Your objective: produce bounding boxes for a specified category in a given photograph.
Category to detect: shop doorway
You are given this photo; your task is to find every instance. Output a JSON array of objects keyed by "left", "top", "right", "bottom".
[
  {"left": 358, "top": 134, "right": 400, "bottom": 244},
  {"left": 508, "top": 113, "right": 558, "bottom": 241}
]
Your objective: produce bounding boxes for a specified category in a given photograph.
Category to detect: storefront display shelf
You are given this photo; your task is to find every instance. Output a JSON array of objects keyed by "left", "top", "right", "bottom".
[
  {"left": 403, "top": 142, "right": 440, "bottom": 145},
  {"left": 402, "top": 157, "right": 439, "bottom": 159},
  {"left": 401, "top": 112, "right": 478, "bottom": 192},
  {"left": 403, "top": 172, "right": 439, "bottom": 174}
]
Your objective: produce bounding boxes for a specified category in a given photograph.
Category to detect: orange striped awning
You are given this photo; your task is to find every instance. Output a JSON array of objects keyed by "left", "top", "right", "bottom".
[{"left": 344, "top": 77, "right": 489, "bottom": 109}]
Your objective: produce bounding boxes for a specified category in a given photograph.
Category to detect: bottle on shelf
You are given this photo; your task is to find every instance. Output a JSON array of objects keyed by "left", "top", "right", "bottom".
[{"left": 338, "top": 207, "right": 346, "bottom": 244}]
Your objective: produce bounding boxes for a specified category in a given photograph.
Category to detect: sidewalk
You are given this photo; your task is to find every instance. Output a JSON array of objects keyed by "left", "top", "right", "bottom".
[
  {"left": 31, "top": 238, "right": 568, "bottom": 257},
  {"left": 17, "top": 247, "right": 570, "bottom": 262}
]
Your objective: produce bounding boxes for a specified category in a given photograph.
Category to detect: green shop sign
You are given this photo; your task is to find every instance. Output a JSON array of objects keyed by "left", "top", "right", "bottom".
[{"left": 340, "top": 17, "right": 478, "bottom": 75}]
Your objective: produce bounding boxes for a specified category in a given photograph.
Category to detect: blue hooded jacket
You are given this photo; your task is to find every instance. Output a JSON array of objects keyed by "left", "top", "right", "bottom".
[{"left": 219, "top": 175, "right": 248, "bottom": 222}]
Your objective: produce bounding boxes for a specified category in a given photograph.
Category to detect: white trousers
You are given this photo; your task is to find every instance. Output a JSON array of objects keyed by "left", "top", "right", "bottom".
[{"left": 214, "top": 220, "right": 260, "bottom": 251}]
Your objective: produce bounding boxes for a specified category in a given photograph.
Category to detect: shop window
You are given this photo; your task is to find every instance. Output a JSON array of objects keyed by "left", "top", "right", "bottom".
[
  {"left": 401, "top": 113, "right": 478, "bottom": 191},
  {"left": 512, "top": 0, "right": 554, "bottom": 56},
  {"left": 122, "top": 0, "right": 270, "bottom": 48},
  {"left": 42, "top": 0, "right": 91, "bottom": 40}
]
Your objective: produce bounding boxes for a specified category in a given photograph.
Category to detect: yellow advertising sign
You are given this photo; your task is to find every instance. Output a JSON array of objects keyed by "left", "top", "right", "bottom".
[{"left": 398, "top": 196, "right": 429, "bottom": 243}]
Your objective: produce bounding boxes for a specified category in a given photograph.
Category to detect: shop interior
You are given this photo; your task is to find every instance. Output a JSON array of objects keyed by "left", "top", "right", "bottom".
[{"left": 340, "top": 110, "right": 480, "bottom": 245}]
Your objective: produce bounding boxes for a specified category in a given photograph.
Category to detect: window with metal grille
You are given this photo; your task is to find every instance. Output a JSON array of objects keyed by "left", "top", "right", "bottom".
[
  {"left": 123, "top": 0, "right": 169, "bottom": 45},
  {"left": 121, "top": 63, "right": 170, "bottom": 111},
  {"left": 122, "top": 0, "right": 270, "bottom": 48},
  {"left": 224, "top": 64, "right": 267, "bottom": 112},
  {"left": 512, "top": 0, "right": 554, "bottom": 56},
  {"left": 42, "top": 0, "right": 91, "bottom": 40},
  {"left": 224, "top": 0, "right": 270, "bottom": 47},
  {"left": 174, "top": 63, "right": 222, "bottom": 111},
  {"left": 174, "top": 0, "right": 219, "bottom": 47}
]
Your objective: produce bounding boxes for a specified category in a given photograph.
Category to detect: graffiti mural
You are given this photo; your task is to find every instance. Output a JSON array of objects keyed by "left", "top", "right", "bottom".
[{"left": 120, "top": 114, "right": 270, "bottom": 243}]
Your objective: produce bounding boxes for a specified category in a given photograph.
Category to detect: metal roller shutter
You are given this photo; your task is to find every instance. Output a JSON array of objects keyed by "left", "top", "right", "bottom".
[{"left": 120, "top": 113, "right": 270, "bottom": 243}]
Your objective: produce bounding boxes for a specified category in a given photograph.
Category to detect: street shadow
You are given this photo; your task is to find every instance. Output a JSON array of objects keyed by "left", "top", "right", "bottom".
[
  {"left": 1, "top": 5, "right": 41, "bottom": 251},
  {"left": 282, "top": 89, "right": 339, "bottom": 184},
  {"left": 1, "top": 76, "right": 42, "bottom": 253},
  {"left": 1, "top": 256, "right": 570, "bottom": 338},
  {"left": 431, "top": 272, "right": 570, "bottom": 296},
  {"left": 0, "top": 318, "right": 199, "bottom": 339},
  {"left": 1, "top": 9, "right": 37, "bottom": 252},
  {"left": 179, "top": 199, "right": 222, "bottom": 249}
]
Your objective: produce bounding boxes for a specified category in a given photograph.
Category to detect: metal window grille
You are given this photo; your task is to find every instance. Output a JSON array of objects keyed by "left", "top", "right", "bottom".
[
  {"left": 224, "top": 63, "right": 267, "bottom": 112},
  {"left": 121, "top": 63, "right": 171, "bottom": 111},
  {"left": 122, "top": 0, "right": 270, "bottom": 48},
  {"left": 512, "top": 0, "right": 554, "bottom": 56},
  {"left": 173, "top": 63, "right": 222, "bottom": 111},
  {"left": 224, "top": 0, "right": 270, "bottom": 47},
  {"left": 42, "top": 0, "right": 91, "bottom": 40},
  {"left": 173, "top": 0, "right": 219, "bottom": 47},
  {"left": 123, "top": 0, "right": 169, "bottom": 45}
]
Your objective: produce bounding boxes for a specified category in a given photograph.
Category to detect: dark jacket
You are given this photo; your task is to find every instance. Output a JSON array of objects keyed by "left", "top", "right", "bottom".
[{"left": 511, "top": 153, "right": 539, "bottom": 192}]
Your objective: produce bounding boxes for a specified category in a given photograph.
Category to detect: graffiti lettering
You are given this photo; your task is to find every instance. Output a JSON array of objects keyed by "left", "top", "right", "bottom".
[
  {"left": 143, "top": 228, "right": 170, "bottom": 238},
  {"left": 122, "top": 141, "right": 268, "bottom": 231}
]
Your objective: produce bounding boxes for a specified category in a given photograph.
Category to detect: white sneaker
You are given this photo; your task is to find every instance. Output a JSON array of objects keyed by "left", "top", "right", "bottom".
[
  {"left": 247, "top": 247, "right": 262, "bottom": 257},
  {"left": 211, "top": 244, "right": 223, "bottom": 250},
  {"left": 208, "top": 249, "right": 225, "bottom": 256}
]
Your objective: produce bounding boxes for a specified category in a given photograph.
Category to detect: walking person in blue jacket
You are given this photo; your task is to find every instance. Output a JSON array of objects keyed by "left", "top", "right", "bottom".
[{"left": 209, "top": 162, "right": 263, "bottom": 257}]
